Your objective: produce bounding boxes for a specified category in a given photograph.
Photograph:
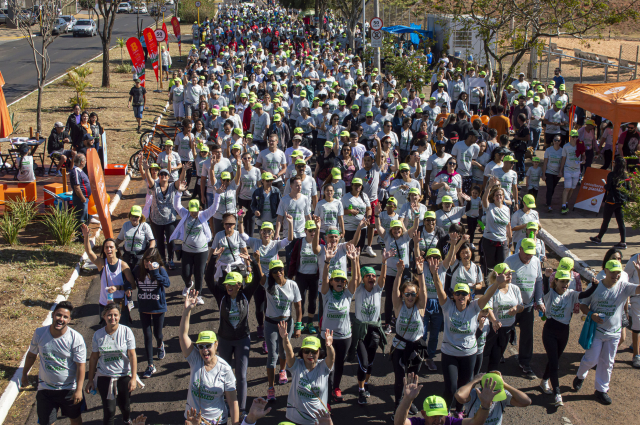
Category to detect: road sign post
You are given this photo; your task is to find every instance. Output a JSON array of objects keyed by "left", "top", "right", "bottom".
[
  {"left": 370, "top": 16, "right": 383, "bottom": 67},
  {"left": 195, "top": 1, "right": 201, "bottom": 26},
  {"left": 371, "top": 30, "right": 382, "bottom": 48}
]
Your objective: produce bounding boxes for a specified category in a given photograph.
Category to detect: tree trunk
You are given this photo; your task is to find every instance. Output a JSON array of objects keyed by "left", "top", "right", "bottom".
[{"left": 102, "top": 38, "right": 111, "bottom": 87}]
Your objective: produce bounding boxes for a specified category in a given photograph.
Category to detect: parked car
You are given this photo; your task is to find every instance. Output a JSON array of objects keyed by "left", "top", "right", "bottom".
[
  {"left": 0, "top": 9, "right": 8, "bottom": 25},
  {"left": 59, "top": 14, "right": 76, "bottom": 31},
  {"left": 164, "top": 0, "right": 174, "bottom": 4},
  {"left": 52, "top": 17, "right": 69, "bottom": 34},
  {"left": 117, "top": 2, "right": 131, "bottom": 13},
  {"left": 18, "top": 9, "right": 38, "bottom": 26},
  {"left": 130, "top": 2, "right": 147, "bottom": 13},
  {"left": 72, "top": 19, "right": 97, "bottom": 37}
]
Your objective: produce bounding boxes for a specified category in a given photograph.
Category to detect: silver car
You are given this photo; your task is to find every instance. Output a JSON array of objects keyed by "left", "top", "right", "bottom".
[
  {"left": 72, "top": 19, "right": 97, "bottom": 37},
  {"left": 52, "top": 17, "right": 69, "bottom": 34},
  {"left": 59, "top": 15, "right": 76, "bottom": 31},
  {"left": 117, "top": 2, "right": 131, "bottom": 13}
]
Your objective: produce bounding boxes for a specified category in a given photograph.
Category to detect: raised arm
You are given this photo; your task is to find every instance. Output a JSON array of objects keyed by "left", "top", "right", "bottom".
[
  {"left": 179, "top": 290, "right": 198, "bottom": 358},
  {"left": 320, "top": 246, "right": 336, "bottom": 295},
  {"left": 429, "top": 257, "right": 448, "bottom": 306},
  {"left": 483, "top": 176, "right": 497, "bottom": 209},
  {"left": 392, "top": 260, "right": 406, "bottom": 313},
  {"left": 373, "top": 203, "right": 386, "bottom": 238},
  {"left": 443, "top": 233, "right": 462, "bottom": 269},
  {"left": 346, "top": 244, "right": 358, "bottom": 294},
  {"left": 415, "top": 256, "right": 427, "bottom": 310},
  {"left": 81, "top": 224, "right": 103, "bottom": 269}
]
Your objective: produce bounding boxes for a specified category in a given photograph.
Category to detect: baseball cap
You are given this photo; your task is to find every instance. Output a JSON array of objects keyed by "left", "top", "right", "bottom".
[
  {"left": 450, "top": 132, "right": 459, "bottom": 140},
  {"left": 158, "top": 168, "right": 170, "bottom": 176},
  {"left": 503, "top": 155, "right": 515, "bottom": 162},
  {"left": 441, "top": 195, "right": 453, "bottom": 204},
  {"left": 269, "top": 259, "right": 285, "bottom": 270},
  {"left": 555, "top": 100, "right": 563, "bottom": 108},
  {"left": 570, "top": 129, "right": 579, "bottom": 137},
  {"left": 233, "top": 128, "right": 244, "bottom": 137},
  {"left": 426, "top": 248, "right": 441, "bottom": 257},
  {"left": 423, "top": 395, "right": 448, "bottom": 417},
  {"left": 261, "top": 222, "right": 274, "bottom": 231},
  {"left": 130, "top": 205, "right": 142, "bottom": 217},
  {"left": 149, "top": 163, "right": 160, "bottom": 169},
  {"left": 54, "top": 121, "right": 64, "bottom": 128},
  {"left": 195, "top": 330, "right": 217, "bottom": 344},
  {"left": 390, "top": 220, "right": 403, "bottom": 228},
  {"left": 188, "top": 199, "right": 200, "bottom": 212},
  {"left": 387, "top": 197, "right": 398, "bottom": 205},
  {"left": 293, "top": 135, "right": 303, "bottom": 141},
  {"left": 409, "top": 187, "right": 421, "bottom": 195},
  {"left": 558, "top": 258, "right": 574, "bottom": 271},
  {"left": 605, "top": 260, "right": 622, "bottom": 272},
  {"left": 520, "top": 238, "right": 537, "bottom": 254},
  {"left": 295, "top": 158, "right": 306, "bottom": 166},
  {"left": 220, "top": 172, "right": 232, "bottom": 180},
  {"left": 305, "top": 220, "right": 317, "bottom": 230},
  {"left": 300, "top": 336, "right": 321, "bottom": 351},
  {"left": 494, "top": 263, "right": 512, "bottom": 274},
  {"left": 481, "top": 373, "right": 507, "bottom": 402},
  {"left": 526, "top": 222, "right": 539, "bottom": 230},
  {"left": 324, "top": 141, "right": 334, "bottom": 148},
  {"left": 453, "top": 283, "right": 470, "bottom": 294},
  {"left": 424, "top": 211, "right": 436, "bottom": 220},
  {"left": 262, "top": 172, "right": 275, "bottom": 180},
  {"left": 223, "top": 271, "right": 243, "bottom": 285},
  {"left": 351, "top": 177, "right": 363, "bottom": 185},
  {"left": 522, "top": 194, "right": 536, "bottom": 208},
  {"left": 340, "top": 130, "right": 350, "bottom": 137},
  {"left": 331, "top": 168, "right": 342, "bottom": 179},
  {"left": 398, "top": 163, "right": 410, "bottom": 171},
  {"left": 331, "top": 269, "right": 347, "bottom": 280},
  {"left": 555, "top": 270, "right": 571, "bottom": 280}
]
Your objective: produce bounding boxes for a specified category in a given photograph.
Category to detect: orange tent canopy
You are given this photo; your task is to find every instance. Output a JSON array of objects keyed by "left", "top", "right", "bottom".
[{"left": 573, "top": 80, "right": 640, "bottom": 155}]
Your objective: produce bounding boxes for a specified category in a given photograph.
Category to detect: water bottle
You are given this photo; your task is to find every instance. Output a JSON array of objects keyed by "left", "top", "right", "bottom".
[
  {"left": 539, "top": 310, "right": 546, "bottom": 321},
  {"left": 107, "top": 290, "right": 114, "bottom": 302}
]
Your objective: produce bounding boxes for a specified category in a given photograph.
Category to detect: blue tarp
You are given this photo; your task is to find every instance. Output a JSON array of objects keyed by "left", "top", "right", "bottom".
[{"left": 381, "top": 24, "right": 433, "bottom": 45}]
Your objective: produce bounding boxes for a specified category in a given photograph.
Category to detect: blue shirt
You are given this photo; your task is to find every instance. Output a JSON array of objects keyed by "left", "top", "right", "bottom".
[
  {"left": 426, "top": 52, "right": 433, "bottom": 65},
  {"left": 70, "top": 166, "right": 91, "bottom": 198},
  {"left": 139, "top": 36, "right": 146, "bottom": 48},
  {"left": 552, "top": 75, "right": 565, "bottom": 87}
]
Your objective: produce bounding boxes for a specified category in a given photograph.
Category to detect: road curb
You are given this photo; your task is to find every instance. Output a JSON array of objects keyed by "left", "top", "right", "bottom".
[
  {"left": 0, "top": 171, "right": 133, "bottom": 425},
  {"left": 539, "top": 229, "right": 596, "bottom": 280}
]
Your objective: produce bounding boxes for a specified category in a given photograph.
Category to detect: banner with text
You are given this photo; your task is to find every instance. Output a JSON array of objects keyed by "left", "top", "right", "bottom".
[
  {"left": 143, "top": 27, "right": 159, "bottom": 82},
  {"left": 574, "top": 167, "right": 610, "bottom": 213},
  {"left": 162, "top": 22, "right": 170, "bottom": 51},
  {"left": 126, "top": 37, "right": 146, "bottom": 86}
]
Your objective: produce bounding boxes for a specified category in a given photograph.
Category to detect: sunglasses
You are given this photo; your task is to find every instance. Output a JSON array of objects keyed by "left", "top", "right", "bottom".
[
  {"left": 454, "top": 291, "right": 468, "bottom": 296},
  {"left": 448, "top": 162, "right": 457, "bottom": 166},
  {"left": 302, "top": 348, "right": 319, "bottom": 355},
  {"left": 196, "top": 343, "right": 213, "bottom": 350},
  {"left": 425, "top": 219, "right": 436, "bottom": 223},
  {"left": 224, "top": 222, "right": 235, "bottom": 226},
  {"left": 404, "top": 292, "right": 417, "bottom": 297}
]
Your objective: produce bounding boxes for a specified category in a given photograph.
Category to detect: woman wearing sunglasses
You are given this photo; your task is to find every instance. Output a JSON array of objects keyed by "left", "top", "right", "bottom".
[
  {"left": 388, "top": 163, "right": 421, "bottom": 207},
  {"left": 443, "top": 234, "right": 483, "bottom": 294},
  {"left": 260, "top": 259, "right": 303, "bottom": 403},
  {"left": 350, "top": 249, "right": 395, "bottom": 405},
  {"left": 429, "top": 252, "right": 500, "bottom": 418},
  {"left": 390, "top": 256, "right": 427, "bottom": 413},
  {"left": 431, "top": 158, "right": 464, "bottom": 206},
  {"left": 179, "top": 290, "right": 239, "bottom": 425},
  {"left": 279, "top": 325, "right": 334, "bottom": 425},
  {"left": 319, "top": 244, "right": 359, "bottom": 404}
]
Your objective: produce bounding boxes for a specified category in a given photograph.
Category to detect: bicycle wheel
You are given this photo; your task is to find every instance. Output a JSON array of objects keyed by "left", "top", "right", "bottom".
[
  {"left": 129, "top": 150, "right": 142, "bottom": 172},
  {"left": 139, "top": 129, "right": 165, "bottom": 149}
]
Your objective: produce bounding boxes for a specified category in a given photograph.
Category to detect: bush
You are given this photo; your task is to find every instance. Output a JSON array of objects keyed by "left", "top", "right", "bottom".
[
  {"left": 114, "top": 63, "right": 133, "bottom": 74},
  {"left": 0, "top": 198, "right": 38, "bottom": 245},
  {"left": 0, "top": 215, "right": 22, "bottom": 245},
  {"left": 41, "top": 206, "right": 80, "bottom": 246},
  {"left": 178, "top": 0, "right": 217, "bottom": 24}
]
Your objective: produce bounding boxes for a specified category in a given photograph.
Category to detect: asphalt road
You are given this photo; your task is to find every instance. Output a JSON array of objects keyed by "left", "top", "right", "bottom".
[{"left": 1, "top": 12, "right": 169, "bottom": 104}]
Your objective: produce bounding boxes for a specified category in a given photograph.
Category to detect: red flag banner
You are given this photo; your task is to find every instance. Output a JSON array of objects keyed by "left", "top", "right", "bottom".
[
  {"left": 126, "top": 37, "right": 146, "bottom": 87},
  {"left": 171, "top": 16, "right": 181, "bottom": 57},
  {"left": 162, "top": 22, "right": 170, "bottom": 51},
  {"left": 143, "top": 27, "right": 159, "bottom": 82}
]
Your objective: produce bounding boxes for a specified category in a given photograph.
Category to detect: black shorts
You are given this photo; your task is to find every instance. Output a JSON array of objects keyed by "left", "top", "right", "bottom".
[{"left": 36, "top": 389, "right": 83, "bottom": 425}]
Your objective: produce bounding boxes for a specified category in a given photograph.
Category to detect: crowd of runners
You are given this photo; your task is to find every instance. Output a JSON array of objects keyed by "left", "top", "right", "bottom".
[{"left": 20, "top": 2, "right": 640, "bottom": 425}]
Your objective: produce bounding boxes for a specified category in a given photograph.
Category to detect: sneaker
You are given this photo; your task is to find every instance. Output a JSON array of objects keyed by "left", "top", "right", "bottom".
[
  {"left": 256, "top": 325, "right": 265, "bottom": 340},
  {"left": 142, "top": 364, "right": 156, "bottom": 378},
  {"left": 384, "top": 324, "right": 393, "bottom": 335},
  {"left": 278, "top": 369, "right": 288, "bottom": 385},
  {"left": 589, "top": 236, "right": 602, "bottom": 244},
  {"left": 363, "top": 382, "right": 371, "bottom": 397},
  {"left": 196, "top": 296, "right": 205, "bottom": 305},
  {"left": 540, "top": 379, "right": 552, "bottom": 394},
  {"left": 182, "top": 282, "right": 193, "bottom": 296},
  {"left": 363, "top": 246, "right": 377, "bottom": 257},
  {"left": 500, "top": 355, "right": 505, "bottom": 364},
  {"left": 595, "top": 390, "right": 612, "bottom": 405},
  {"left": 614, "top": 242, "right": 627, "bottom": 249},
  {"left": 470, "top": 243, "right": 477, "bottom": 251},
  {"left": 426, "top": 358, "right": 437, "bottom": 371},
  {"left": 547, "top": 206, "right": 553, "bottom": 213},
  {"left": 332, "top": 388, "right": 343, "bottom": 403},
  {"left": 521, "top": 365, "right": 537, "bottom": 379},
  {"left": 554, "top": 394, "right": 564, "bottom": 406},
  {"left": 168, "top": 260, "right": 176, "bottom": 270},
  {"left": 408, "top": 403, "right": 418, "bottom": 415},
  {"left": 305, "top": 323, "right": 317, "bottom": 334},
  {"left": 573, "top": 376, "right": 584, "bottom": 391},
  {"left": 358, "top": 389, "right": 367, "bottom": 405},
  {"left": 55, "top": 170, "right": 63, "bottom": 177},
  {"left": 266, "top": 387, "right": 276, "bottom": 403},
  {"left": 561, "top": 206, "right": 569, "bottom": 215},
  {"left": 633, "top": 355, "right": 640, "bottom": 369},
  {"left": 184, "top": 190, "right": 192, "bottom": 197},
  {"left": 157, "top": 343, "right": 166, "bottom": 360}
]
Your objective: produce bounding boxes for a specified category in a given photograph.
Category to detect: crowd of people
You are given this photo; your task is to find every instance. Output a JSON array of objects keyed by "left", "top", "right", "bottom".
[{"left": 20, "top": 2, "right": 640, "bottom": 425}]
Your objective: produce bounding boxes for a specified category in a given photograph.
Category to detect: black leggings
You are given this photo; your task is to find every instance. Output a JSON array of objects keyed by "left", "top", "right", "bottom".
[
  {"left": 97, "top": 375, "right": 131, "bottom": 425},
  {"left": 149, "top": 220, "right": 178, "bottom": 263},
  {"left": 601, "top": 150, "right": 613, "bottom": 170},
  {"left": 384, "top": 275, "right": 396, "bottom": 327},
  {"left": 295, "top": 272, "right": 318, "bottom": 317},
  {"left": 597, "top": 202, "right": 626, "bottom": 243},
  {"left": 481, "top": 238, "right": 509, "bottom": 278},
  {"left": 484, "top": 325, "right": 513, "bottom": 372},
  {"left": 391, "top": 347, "right": 422, "bottom": 407},
  {"left": 442, "top": 353, "right": 476, "bottom": 413},
  {"left": 181, "top": 250, "right": 208, "bottom": 293},
  {"left": 542, "top": 319, "right": 570, "bottom": 394},
  {"left": 254, "top": 284, "right": 266, "bottom": 327},
  {"left": 184, "top": 161, "right": 196, "bottom": 188},
  {"left": 544, "top": 173, "right": 561, "bottom": 207},
  {"left": 323, "top": 337, "right": 351, "bottom": 392},
  {"left": 356, "top": 326, "right": 381, "bottom": 381},
  {"left": 467, "top": 216, "right": 479, "bottom": 244},
  {"left": 238, "top": 198, "right": 254, "bottom": 236},
  {"left": 140, "top": 312, "right": 165, "bottom": 366},
  {"left": 474, "top": 351, "right": 484, "bottom": 376}
]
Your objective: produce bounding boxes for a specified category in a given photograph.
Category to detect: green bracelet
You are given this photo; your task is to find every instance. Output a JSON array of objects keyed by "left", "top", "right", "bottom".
[{"left": 294, "top": 322, "right": 304, "bottom": 331}]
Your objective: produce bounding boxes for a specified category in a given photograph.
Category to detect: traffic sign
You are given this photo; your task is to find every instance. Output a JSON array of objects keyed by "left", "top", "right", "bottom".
[
  {"left": 370, "top": 17, "right": 383, "bottom": 31},
  {"left": 160, "top": 5, "right": 167, "bottom": 12},
  {"left": 371, "top": 30, "right": 382, "bottom": 47},
  {"left": 155, "top": 28, "right": 166, "bottom": 42},
  {"left": 195, "top": 1, "right": 201, "bottom": 7}
]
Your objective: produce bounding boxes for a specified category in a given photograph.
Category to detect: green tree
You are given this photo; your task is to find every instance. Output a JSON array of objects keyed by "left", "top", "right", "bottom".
[{"left": 422, "top": 0, "right": 639, "bottom": 105}]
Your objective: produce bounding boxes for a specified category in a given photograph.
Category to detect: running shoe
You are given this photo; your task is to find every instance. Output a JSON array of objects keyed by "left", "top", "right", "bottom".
[
  {"left": 539, "top": 379, "right": 552, "bottom": 394},
  {"left": 157, "top": 343, "right": 166, "bottom": 360},
  {"left": 426, "top": 358, "right": 437, "bottom": 371},
  {"left": 521, "top": 365, "right": 537, "bottom": 379},
  {"left": 561, "top": 206, "right": 569, "bottom": 215},
  {"left": 55, "top": 170, "right": 63, "bottom": 177},
  {"left": 573, "top": 376, "right": 584, "bottom": 391},
  {"left": 267, "top": 387, "right": 276, "bottom": 403},
  {"left": 305, "top": 323, "right": 317, "bottom": 334},
  {"left": 589, "top": 236, "right": 602, "bottom": 244},
  {"left": 168, "top": 260, "right": 176, "bottom": 270},
  {"left": 142, "top": 364, "right": 156, "bottom": 378},
  {"left": 358, "top": 389, "right": 367, "bottom": 405},
  {"left": 547, "top": 206, "right": 553, "bottom": 213},
  {"left": 196, "top": 296, "right": 205, "bottom": 305},
  {"left": 614, "top": 242, "right": 627, "bottom": 249},
  {"left": 554, "top": 394, "right": 564, "bottom": 406},
  {"left": 182, "top": 281, "right": 194, "bottom": 296},
  {"left": 363, "top": 382, "right": 371, "bottom": 397},
  {"left": 470, "top": 243, "right": 477, "bottom": 251},
  {"left": 261, "top": 341, "right": 268, "bottom": 354},
  {"left": 363, "top": 246, "right": 377, "bottom": 257},
  {"left": 332, "top": 388, "right": 343, "bottom": 403},
  {"left": 256, "top": 326, "right": 264, "bottom": 339},
  {"left": 633, "top": 355, "right": 640, "bottom": 369},
  {"left": 595, "top": 390, "right": 612, "bottom": 405},
  {"left": 184, "top": 190, "right": 192, "bottom": 197},
  {"left": 384, "top": 324, "right": 393, "bottom": 335},
  {"left": 278, "top": 369, "right": 288, "bottom": 385}
]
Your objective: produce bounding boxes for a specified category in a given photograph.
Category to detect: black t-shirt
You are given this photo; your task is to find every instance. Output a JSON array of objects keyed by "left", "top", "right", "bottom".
[
  {"left": 129, "top": 86, "right": 147, "bottom": 106},
  {"left": 621, "top": 130, "right": 639, "bottom": 156},
  {"left": 317, "top": 152, "right": 336, "bottom": 180}
]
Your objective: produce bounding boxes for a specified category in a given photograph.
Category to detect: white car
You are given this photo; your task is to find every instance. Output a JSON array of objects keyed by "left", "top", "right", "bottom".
[
  {"left": 130, "top": 2, "right": 147, "bottom": 13},
  {"left": 165, "top": 0, "right": 174, "bottom": 4},
  {"left": 59, "top": 15, "right": 76, "bottom": 31},
  {"left": 117, "top": 2, "right": 132, "bottom": 13},
  {"left": 72, "top": 19, "right": 97, "bottom": 37},
  {"left": 52, "top": 17, "right": 69, "bottom": 34}
]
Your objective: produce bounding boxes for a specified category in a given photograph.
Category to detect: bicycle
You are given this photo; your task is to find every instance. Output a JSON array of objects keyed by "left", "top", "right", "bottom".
[
  {"left": 129, "top": 140, "right": 163, "bottom": 172},
  {"left": 139, "top": 123, "right": 183, "bottom": 149}
]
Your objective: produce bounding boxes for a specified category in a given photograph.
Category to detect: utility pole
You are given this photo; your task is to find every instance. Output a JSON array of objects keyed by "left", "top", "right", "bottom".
[{"left": 374, "top": 0, "right": 380, "bottom": 69}]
